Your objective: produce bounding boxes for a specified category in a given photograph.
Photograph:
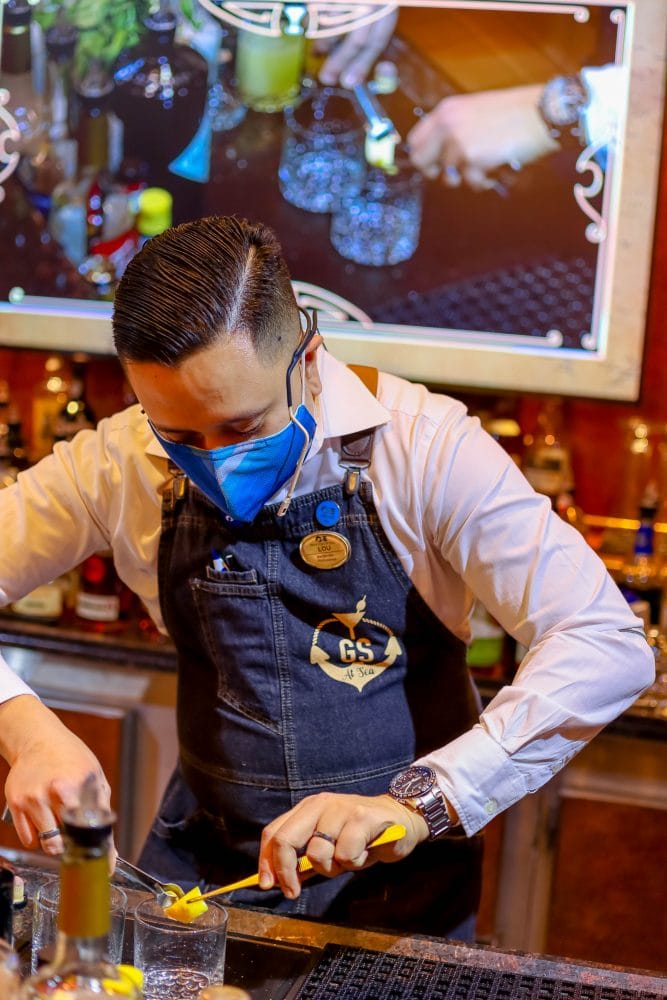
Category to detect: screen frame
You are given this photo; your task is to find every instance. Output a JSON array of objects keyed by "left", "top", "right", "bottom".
[{"left": 0, "top": 0, "right": 665, "bottom": 401}]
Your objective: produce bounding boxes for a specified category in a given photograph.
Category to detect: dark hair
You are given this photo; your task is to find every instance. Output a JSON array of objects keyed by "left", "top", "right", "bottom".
[{"left": 112, "top": 215, "right": 298, "bottom": 365}]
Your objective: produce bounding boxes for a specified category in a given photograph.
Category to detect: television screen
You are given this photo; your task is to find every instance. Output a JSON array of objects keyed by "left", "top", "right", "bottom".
[{"left": 0, "top": 0, "right": 665, "bottom": 400}]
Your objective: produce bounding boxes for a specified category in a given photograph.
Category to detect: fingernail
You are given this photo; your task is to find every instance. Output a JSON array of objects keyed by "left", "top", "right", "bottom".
[{"left": 259, "top": 869, "right": 273, "bottom": 890}]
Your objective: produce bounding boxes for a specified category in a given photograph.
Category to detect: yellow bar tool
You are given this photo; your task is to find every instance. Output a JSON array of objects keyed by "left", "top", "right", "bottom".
[{"left": 191, "top": 822, "right": 407, "bottom": 903}]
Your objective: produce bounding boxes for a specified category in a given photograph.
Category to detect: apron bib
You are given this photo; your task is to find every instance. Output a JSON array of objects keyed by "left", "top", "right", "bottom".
[{"left": 140, "top": 472, "right": 483, "bottom": 936}]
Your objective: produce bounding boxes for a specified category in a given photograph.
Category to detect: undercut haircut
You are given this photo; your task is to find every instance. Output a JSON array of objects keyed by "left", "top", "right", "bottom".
[{"left": 112, "top": 215, "right": 299, "bottom": 366}]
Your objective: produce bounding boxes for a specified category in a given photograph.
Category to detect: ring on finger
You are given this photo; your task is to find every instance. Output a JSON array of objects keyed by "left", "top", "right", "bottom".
[
  {"left": 37, "top": 827, "right": 61, "bottom": 841},
  {"left": 311, "top": 830, "right": 337, "bottom": 846}
]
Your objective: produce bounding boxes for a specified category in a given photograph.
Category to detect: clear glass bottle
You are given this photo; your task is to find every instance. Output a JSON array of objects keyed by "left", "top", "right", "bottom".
[
  {"left": 20, "top": 785, "right": 142, "bottom": 999},
  {"left": 21, "top": 19, "right": 79, "bottom": 215},
  {"left": 0, "top": 858, "right": 21, "bottom": 998}
]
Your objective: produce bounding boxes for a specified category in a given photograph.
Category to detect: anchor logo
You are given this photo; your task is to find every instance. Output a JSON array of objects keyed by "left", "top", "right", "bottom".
[{"left": 310, "top": 596, "right": 403, "bottom": 692}]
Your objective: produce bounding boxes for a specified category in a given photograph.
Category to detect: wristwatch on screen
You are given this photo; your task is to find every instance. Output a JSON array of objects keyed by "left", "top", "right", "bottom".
[
  {"left": 388, "top": 765, "right": 454, "bottom": 840},
  {"left": 538, "top": 73, "right": 590, "bottom": 144}
]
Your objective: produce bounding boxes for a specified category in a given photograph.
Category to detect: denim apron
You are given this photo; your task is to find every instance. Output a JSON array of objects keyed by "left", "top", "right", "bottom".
[{"left": 139, "top": 470, "right": 483, "bottom": 937}]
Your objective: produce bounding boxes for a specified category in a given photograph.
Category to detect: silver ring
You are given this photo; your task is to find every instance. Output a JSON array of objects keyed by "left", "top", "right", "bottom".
[
  {"left": 311, "top": 830, "right": 337, "bottom": 846},
  {"left": 37, "top": 827, "right": 61, "bottom": 841}
]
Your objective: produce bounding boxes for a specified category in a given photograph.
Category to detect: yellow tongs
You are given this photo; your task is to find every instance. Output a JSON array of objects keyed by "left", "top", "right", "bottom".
[{"left": 191, "top": 822, "right": 407, "bottom": 904}]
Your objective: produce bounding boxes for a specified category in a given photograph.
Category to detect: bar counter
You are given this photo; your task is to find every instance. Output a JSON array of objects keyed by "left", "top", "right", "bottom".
[{"left": 6, "top": 850, "right": 667, "bottom": 1000}]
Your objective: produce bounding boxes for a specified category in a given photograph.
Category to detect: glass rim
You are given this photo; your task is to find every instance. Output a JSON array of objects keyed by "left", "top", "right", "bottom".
[
  {"left": 283, "top": 86, "right": 365, "bottom": 140},
  {"left": 36, "top": 875, "right": 127, "bottom": 911},
  {"left": 134, "top": 895, "right": 228, "bottom": 932}
]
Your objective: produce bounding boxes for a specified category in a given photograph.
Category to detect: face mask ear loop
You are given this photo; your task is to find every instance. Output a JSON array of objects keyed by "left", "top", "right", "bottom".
[{"left": 278, "top": 358, "right": 311, "bottom": 517}]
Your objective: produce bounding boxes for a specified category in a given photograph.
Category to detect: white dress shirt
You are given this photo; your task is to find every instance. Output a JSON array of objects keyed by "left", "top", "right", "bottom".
[{"left": 0, "top": 349, "right": 654, "bottom": 834}]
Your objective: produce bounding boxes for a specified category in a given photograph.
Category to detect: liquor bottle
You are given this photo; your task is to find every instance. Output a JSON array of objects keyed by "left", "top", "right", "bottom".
[
  {"left": 0, "top": 858, "right": 20, "bottom": 998},
  {"left": 20, "top": 781, "right": 143, "bottom": 999},
  {"left": 44, "top": 20, "right": 78, "bottom": 144},
  {"left": 6, "top": 410, "right": 29, "bottom": 475},
  {"left": 522, "top": 397, "right": 574, "bottom": 508},
  {"left": 75, "top": 550, "right": 133, "bottom": 632},
  {"left": 618, "top": 484, "right": 664, "bottom": 627},
  {"left": 31, "top": 355, "right": 70, "bottom": 462},
  {"left": 72, "top": 59, "right": 114, "bottom": 179},
  {"left": 17, "top": 21, "right": 79, "bottom": 220},
  {"left": 53, "top": 354, "right": 96, "bottom": 443},
  {"left": 1, "top": 0, "right": 48, "bottom": 160},
  {"left": 112, "top": 2, "right": 208, "bottom": 215}
]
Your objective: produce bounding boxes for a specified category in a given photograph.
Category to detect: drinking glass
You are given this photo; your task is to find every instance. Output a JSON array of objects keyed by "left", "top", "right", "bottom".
[
  {"left": 31, "top": 877, "right": 127, "bottom": 973},
  {"left": 330, "top": 159, "right": 423, "bottom": 266},
  {"left": 134, "top": 896, "right": 228, "bottom": 1000},
  {"left": 278, "top": 87, "right": 366, "bottom": 213},
  {"left": 235, "top": 29, "right": 305, "bottom": 112}
]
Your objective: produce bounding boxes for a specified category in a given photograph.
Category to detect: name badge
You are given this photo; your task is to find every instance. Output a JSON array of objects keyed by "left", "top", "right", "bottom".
[{"left": 299, "top": 531, "right": 351, "bottom": 570}]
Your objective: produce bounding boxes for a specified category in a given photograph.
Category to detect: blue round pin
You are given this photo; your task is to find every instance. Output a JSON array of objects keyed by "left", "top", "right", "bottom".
[{"left": 315, "top": 500, "right": 341, "bottom": 528}]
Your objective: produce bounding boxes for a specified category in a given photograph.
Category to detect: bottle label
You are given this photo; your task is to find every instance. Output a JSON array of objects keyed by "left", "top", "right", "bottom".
[
  {"left": 76, "top": 592, "right": 120, "bottom": 622},
  {"left": 12, "top": 583, "right": 63, "bottom": 621}
]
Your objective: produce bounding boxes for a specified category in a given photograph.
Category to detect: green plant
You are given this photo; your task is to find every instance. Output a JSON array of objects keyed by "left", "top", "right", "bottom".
[{"left": 35, "top": 0, "right": 200, "bottom": 78}]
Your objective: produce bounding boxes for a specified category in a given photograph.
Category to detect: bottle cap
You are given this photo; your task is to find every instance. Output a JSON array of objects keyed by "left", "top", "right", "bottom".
[
  {"left": 137, "top": 188, "right": 173, "bottom": 237},
  {"left": 45, "top": 22, "right": 78, "bottom": 61},
  {"left": 373, "top": 61, "right": 398, "bottom": 95},
  {"left": 3, "top": 0, "right": 31, "bottom": 28}
]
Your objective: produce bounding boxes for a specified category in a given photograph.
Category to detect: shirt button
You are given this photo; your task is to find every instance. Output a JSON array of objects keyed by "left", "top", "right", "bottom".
[{"left": 484, "top": 798, "right": 498, "bottom": 815}]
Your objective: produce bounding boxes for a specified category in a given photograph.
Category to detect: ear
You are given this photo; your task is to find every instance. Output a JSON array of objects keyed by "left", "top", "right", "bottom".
[{"left": 304, "top": 335, "right": 323, "bottom": 398}]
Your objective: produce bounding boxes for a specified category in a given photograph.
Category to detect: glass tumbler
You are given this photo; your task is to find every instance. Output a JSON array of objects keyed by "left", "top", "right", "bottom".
[
  {"left": 134, "top": 896, "right": 228, "bottom": 1000},
  {"left": 31, "top": 877, "right": 127, "bottom": 973},
  {"left": 330, "top": 161, "right": 423, "bottom": 266},
  {"left": 236, "top": 29, "right": 305, "bottom": 112},
  {"left": 278, "top": 87, "right": 366, "bottom": 213}
]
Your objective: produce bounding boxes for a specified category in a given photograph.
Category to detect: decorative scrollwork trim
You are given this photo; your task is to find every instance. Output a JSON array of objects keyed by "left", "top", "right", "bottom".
[
  {"left": 0, "top": 88, "right": 21, "bottom": 205},
  {"left": 196, "top": 1, "right": 399, "bottom": 38}
]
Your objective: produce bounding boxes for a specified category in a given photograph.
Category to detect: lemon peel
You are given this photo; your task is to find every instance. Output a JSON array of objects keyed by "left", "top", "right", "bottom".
[
  {"left": 163, "top": 885, "right": 209, "bottom": 923},
  {"left": 101, "top": 964, "right": 145, "bottom": 995}
]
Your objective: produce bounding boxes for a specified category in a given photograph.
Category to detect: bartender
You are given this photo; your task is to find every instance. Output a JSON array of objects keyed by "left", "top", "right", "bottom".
[{"left": 0, "top": 216, "right": 653, "bottom": 940}]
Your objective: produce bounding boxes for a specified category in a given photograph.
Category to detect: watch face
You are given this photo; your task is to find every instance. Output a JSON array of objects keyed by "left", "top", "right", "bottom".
[{"left": 390, "top": 765, "right": 434, "bottom": 799}]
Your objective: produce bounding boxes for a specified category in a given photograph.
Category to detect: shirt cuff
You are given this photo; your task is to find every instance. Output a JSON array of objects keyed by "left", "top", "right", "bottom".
[
  {"left": 416, "top": 723, "right": 527, "bottom": 835},
  {"left": 0, "top": 658, "right": 38, "bottom": 704}
]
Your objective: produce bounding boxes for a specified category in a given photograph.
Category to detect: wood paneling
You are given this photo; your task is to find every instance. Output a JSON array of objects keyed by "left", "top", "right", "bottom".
[{"left": 546, "top": 797, "right": 667, "bottom": 973}]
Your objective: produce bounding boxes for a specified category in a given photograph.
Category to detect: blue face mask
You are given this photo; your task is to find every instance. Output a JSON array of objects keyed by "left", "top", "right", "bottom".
[{"left": 150, "top": 309, "right": 319, "bottom": 523}]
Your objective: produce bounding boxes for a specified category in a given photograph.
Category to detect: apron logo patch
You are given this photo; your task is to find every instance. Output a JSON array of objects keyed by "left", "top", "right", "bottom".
[{"left": 310, "top": 596, "right": 403, "bottom": 692}]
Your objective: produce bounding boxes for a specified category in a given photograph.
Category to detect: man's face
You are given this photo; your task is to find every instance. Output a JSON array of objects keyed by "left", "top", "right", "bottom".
[{"left": 125, "top": 330, "right": 322, "bottom": 451}]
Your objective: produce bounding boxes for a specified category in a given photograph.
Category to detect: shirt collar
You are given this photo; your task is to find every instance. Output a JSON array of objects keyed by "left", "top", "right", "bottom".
[{"left": 144, "top": 345, "right": 390, "bottom": 460}]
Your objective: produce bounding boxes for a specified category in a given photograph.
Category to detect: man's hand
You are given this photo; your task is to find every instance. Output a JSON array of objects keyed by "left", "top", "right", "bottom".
[
  {"left": 317, "top": 10, "right": 398, "bottom": 89},
  {"left": 408, "top": 84, "right": 560, "bottom": 190},
  {"left": 257, "top": 791, "right": 429, "bottom": 900},
  {"left": 0, "top": 695, "right": 114, "bottom": 859}
]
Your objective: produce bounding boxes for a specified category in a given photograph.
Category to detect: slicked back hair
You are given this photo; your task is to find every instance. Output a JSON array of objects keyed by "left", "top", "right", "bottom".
[{"left": 112, "top": 215, "right": 299, "bottom": 366}]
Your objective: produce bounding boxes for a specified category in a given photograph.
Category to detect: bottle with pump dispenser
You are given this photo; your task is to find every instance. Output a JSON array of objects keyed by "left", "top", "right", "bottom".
[{"left": 20, "top": 776, "right": 143, "bottom": 998}]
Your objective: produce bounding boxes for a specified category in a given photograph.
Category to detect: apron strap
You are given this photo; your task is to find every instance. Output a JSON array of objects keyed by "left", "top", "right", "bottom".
[{"left": 340, "top": 366, "right": 379, "bottom": 496}]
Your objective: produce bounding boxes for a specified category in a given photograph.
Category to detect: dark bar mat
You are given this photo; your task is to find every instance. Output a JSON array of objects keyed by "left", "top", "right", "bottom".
[
  {"left": 374, "top": 255, "right": 596, "bottom": 350},
  {"left": 287, "top": 944, "right": 667, "bottom": 1000}
]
